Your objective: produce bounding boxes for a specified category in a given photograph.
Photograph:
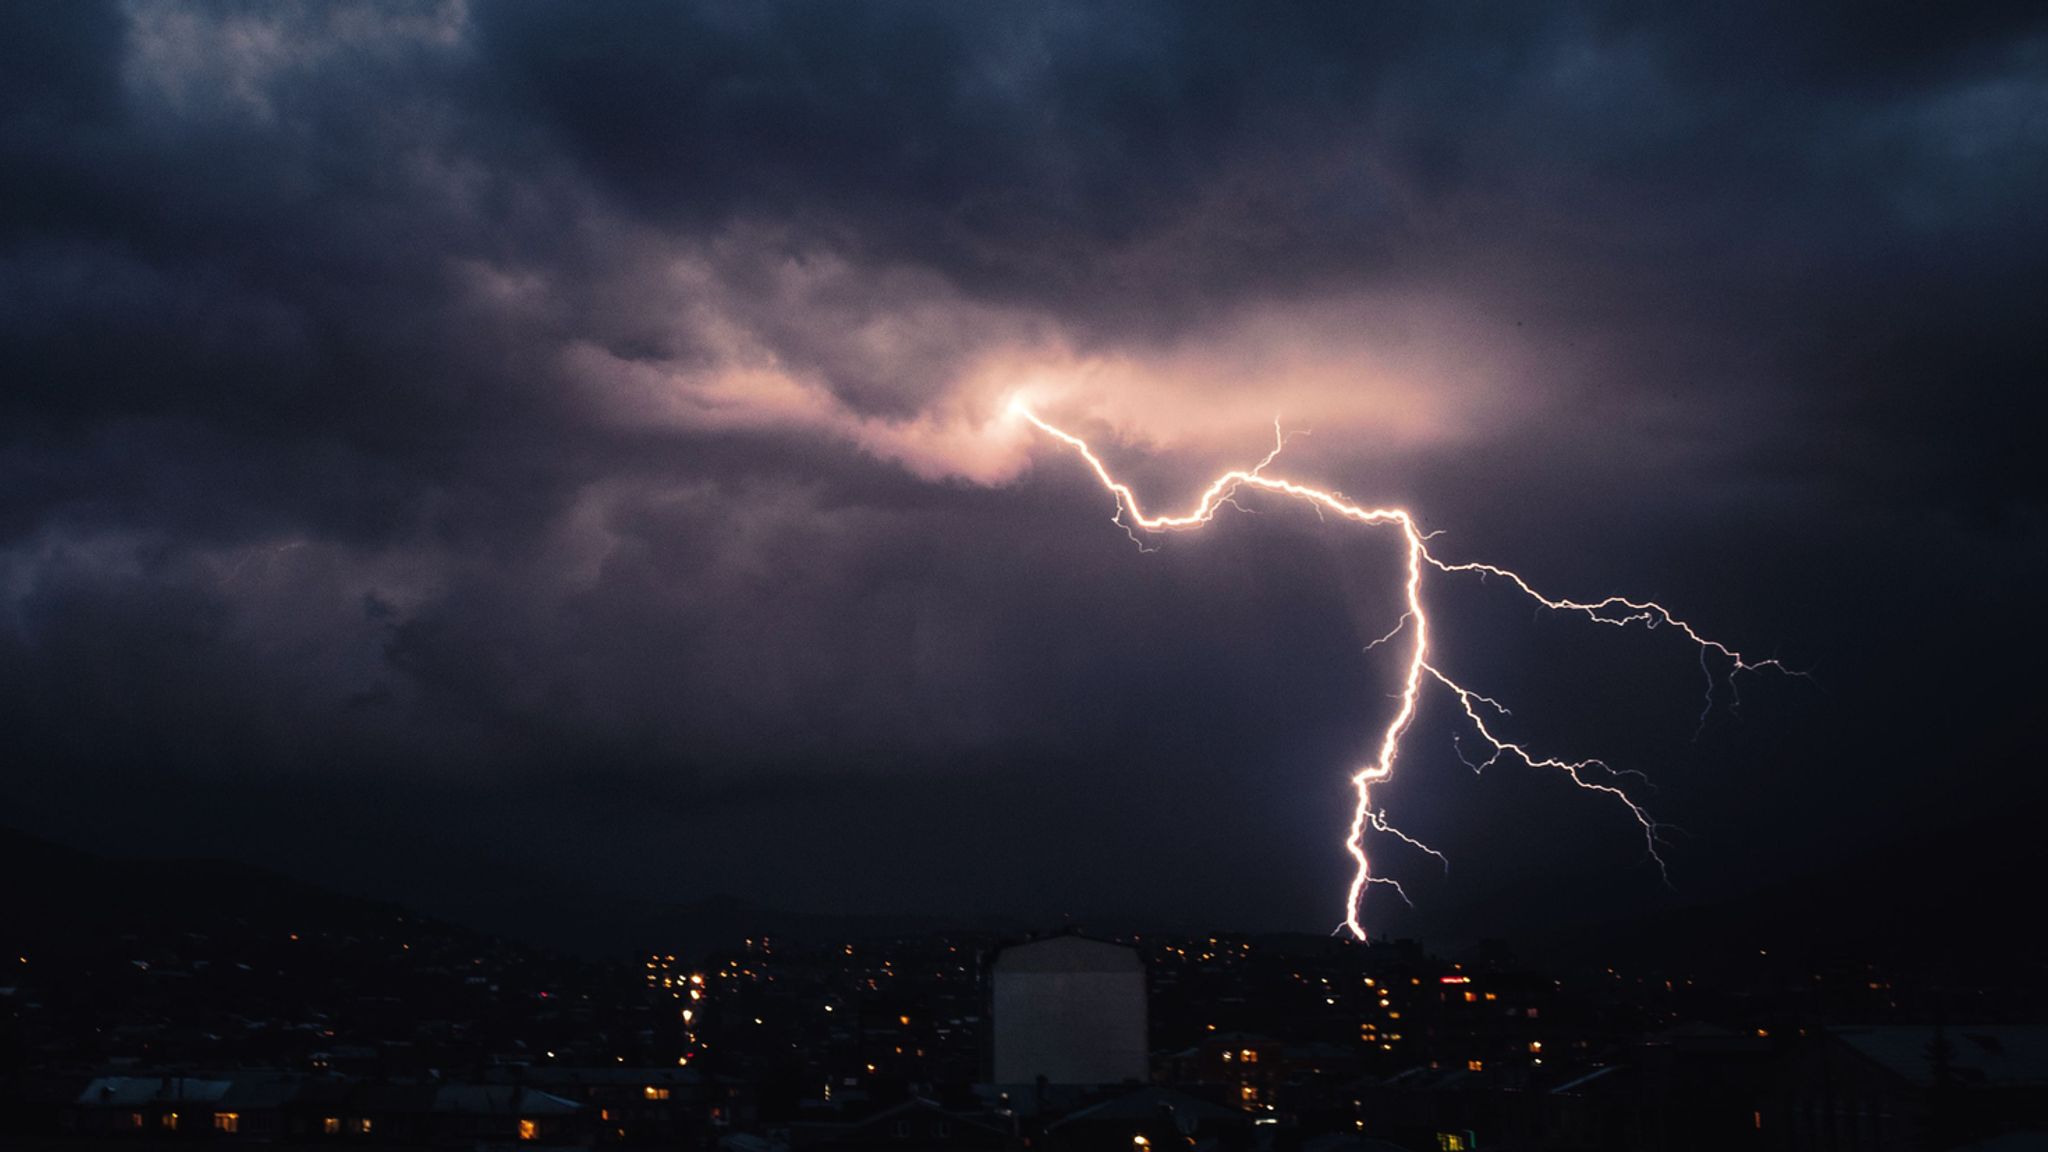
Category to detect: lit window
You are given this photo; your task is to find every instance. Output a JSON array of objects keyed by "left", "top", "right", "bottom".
[
  {"left": 1239, "top": 1049, "right": 1257, "bottom": 1064},
  {"left": 323, "top": 1117, "right": 341, "bottom": 1134},
  {"left": 518, "top": 1119, "right": 538, "bottom": 1142},
  {"left": 214, "top": 1112, "right": 240, "bottom": 1133},
  {"left": 644, "top": 1086, "right": 671, "bottom": 1101},
  {"left": 1240, "top": 1085, "right": 1258, "bottom": 1103},
  {"left": 1437, "top": 1135, "right": 1468, "bottom": 1152},
  {"left": 1466, "top": 1060, "right": 1483, "bottom": 1073},
  {"left": 162, "top": 1113, "right": 179, "bottom": 1132},
  {"left": 130, "top": 1113, "right": 144, "bottom": 1129},
  {"left": 354, "top": 1118, "right": 373, "bottom": 1135}
]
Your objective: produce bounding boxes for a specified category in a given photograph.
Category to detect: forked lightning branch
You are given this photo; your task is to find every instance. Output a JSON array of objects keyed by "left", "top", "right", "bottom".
[{"left": 1011, "top": 400, "right": 1791, "bottom": 940}]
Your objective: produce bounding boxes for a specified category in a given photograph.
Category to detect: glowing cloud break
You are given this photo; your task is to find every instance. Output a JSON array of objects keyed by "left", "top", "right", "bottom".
[{"left": 1011, "top": 399, "right": 1788, "bottom": 940}]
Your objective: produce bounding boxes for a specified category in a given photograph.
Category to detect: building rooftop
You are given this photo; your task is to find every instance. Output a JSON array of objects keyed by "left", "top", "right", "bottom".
[
  {"left": 992, "top": 935, "right": 1141, "bottom": 974},
  {"left": 77, "top": 1077, "right": 233, "bottom": 1107},
  {"left": 1836, "top": 1026, "right": 2048, "bottom": 1088},
  {"left": 1049, "top": 1086, "right": 1242, "bottom": 1130}
]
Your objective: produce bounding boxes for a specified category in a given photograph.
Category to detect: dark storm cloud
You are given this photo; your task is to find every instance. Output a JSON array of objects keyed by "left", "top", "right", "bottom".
[{"left": 2, "top": 1, "right": 2042, "bottom": 936}]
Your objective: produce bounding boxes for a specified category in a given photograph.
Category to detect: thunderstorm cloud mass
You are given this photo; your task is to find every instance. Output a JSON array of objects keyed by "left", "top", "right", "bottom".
[{"left": 2, "top": 1, "right": 2041, "bottom": 943}]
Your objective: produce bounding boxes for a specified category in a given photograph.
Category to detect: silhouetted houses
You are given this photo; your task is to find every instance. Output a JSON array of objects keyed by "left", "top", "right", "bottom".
[
  {"left": 1772, "top": 1025, "right": 2048, "bottom": 1151},
  {"left": 70, "top": 1073, "right": 591, "bottom": 1145},
  {"left": 500, "top": 1064, "right": 751, "bottom": 1143},
  {"left": 76, "top": 1075, "right": 234, "bottom": 1136},
  {"left": 792, "top": 1096, "right": 1021, "bottom": 1152},
  {"left": 1042, "top": 1086, "right": 1246, "bottom": 1152},
  {"left": 1161, "top": 1032, "right": 1364, "bottom": 1117}
]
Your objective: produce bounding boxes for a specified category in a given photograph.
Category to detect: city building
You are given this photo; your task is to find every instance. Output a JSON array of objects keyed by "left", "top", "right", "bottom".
[{"left": 990, "top": 936, "right": 1147, "bottom": 1088}]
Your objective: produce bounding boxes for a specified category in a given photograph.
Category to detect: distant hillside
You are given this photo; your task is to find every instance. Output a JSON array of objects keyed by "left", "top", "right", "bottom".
[
  {"left": 13, "top": 809, "right": 2038, "bottom": 978},
  {"left": 0, "top": 827, "right": 1025, "bottom": 966},
  {"left": 1501, "top": 805, "right": 2048, "bottom": 976},
  {"left": 0, "top": 826, "right": 480, "bottom": 964},
  {"left": 504, "top": 890, "right": 1031, "bottom": 961}
]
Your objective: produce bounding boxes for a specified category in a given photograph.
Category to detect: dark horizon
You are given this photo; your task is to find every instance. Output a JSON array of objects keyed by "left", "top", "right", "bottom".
[{"left": 8, "top": 814, "right": 2038, "bottom": 978}]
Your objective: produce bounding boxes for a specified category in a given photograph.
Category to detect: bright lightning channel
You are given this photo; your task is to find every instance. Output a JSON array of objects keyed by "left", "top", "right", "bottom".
[{"left": 1010, "top": 399, "right": 1789, "bottom": 941}]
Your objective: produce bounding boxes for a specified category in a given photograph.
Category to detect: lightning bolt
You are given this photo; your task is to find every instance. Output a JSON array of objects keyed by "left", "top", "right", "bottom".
[{"left": 1010, "top": 399, "right": 1791, "bottom": 940}]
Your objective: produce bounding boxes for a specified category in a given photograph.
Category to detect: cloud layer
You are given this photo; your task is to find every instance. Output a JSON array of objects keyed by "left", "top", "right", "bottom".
[{"left": 3, "top": 1, "right": 2042, "bottom": 936}]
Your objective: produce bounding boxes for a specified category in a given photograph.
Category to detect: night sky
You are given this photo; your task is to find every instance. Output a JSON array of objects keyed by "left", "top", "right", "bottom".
[{"left": 3, "top": 2, "right": 2042, "bottom": 944}]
